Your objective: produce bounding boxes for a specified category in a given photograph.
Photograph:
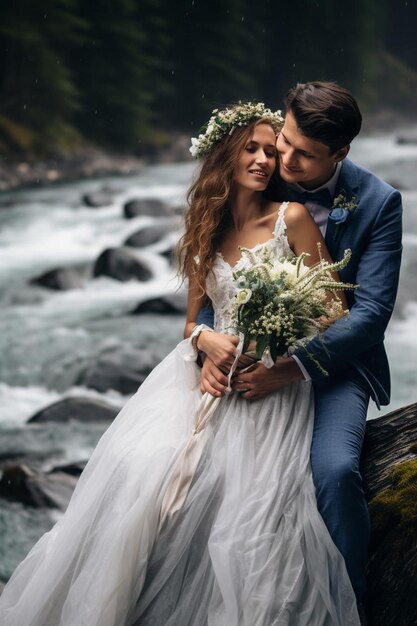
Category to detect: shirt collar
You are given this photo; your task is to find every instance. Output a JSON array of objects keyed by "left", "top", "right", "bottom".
[{"left": 290, "top": 161, "right": 342, "bottom": 197}]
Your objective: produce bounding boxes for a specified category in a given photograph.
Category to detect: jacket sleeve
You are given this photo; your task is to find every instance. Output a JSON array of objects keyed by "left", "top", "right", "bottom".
[
  {"left": 294, "top": 189, "right": 403, "bottom": 382},
  {"left": 196, "top": 303, "right": 215, "bottom": 328}
]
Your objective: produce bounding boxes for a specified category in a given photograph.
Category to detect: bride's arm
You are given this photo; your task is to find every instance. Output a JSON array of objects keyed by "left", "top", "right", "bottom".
[
  {"left": 183, "top": 279, "right": 208, "bottom": 340},
  {"left": 184, "top": 278, "right": 240, "bottom": 397},
  {"left": 184, "top": 278, "right": 240, "bottom": 370}
]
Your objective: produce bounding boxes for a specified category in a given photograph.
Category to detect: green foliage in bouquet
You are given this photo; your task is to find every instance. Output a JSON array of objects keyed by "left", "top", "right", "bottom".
[{"left": 232, "top": 244, "right": 356, "bottom": 375}]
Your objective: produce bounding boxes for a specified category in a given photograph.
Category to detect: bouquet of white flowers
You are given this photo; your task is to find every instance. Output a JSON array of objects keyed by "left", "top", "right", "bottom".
[{"left": 232, "top": 244, "right": 356, "bottom": 375}]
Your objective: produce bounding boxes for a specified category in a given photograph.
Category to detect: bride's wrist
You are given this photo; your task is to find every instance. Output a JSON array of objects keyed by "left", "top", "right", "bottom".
[
  {"left": 190, "top": 324, "right": 214, "bottom": 353},
  {"left": 195, "top": 330, "right": 213, "bottom": 352}
]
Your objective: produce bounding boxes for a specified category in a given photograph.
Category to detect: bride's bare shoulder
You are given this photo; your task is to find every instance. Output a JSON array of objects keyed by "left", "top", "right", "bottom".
[
  {"left": 263, "top": 200, "right": 312, "bottom": 231},
  {"left": 282, "top": 201, "right": 313, "bottom": 227}
]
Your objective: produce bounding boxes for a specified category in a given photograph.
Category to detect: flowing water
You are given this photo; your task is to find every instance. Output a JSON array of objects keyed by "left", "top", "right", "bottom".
[{"left": 0, "top": 132, "right": 416, "bottom": 581}]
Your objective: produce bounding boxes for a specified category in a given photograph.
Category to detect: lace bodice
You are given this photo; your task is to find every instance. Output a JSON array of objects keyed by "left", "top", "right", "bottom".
[{"left": 205, "top": 202, "right": 292, "bottom": 334}]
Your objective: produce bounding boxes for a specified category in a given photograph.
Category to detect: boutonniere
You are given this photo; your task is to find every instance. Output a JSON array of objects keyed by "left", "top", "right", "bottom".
[{"left": 328, "top": 191, "right": 358, "bottom": 240}]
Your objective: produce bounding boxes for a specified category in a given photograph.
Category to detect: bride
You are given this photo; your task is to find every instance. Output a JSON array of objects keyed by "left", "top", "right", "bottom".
[{"left": 0, "top": 103, "right": 360, "bottom": 625}]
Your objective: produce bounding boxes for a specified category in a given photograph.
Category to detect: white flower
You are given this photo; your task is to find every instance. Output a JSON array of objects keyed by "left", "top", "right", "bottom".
[
  {"left": 282, "top": 271, "right": 297, "bottom": 288},
  {"left": 189, "top": 137, "right": 200, "bottom": 156},
  {"left": 282, "top": 260, "right": 298, "bottom": 274},
  {"left": 236, "top": 288, "right": 252, "bottom": 304}
]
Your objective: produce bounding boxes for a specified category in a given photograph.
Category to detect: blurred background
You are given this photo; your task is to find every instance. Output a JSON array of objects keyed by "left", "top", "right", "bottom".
[
  {"left": 0, "top": 0, "right": 416, "bottom": 158},
  {"left": 0, "top": 0, "right": 416, "bottom": 584}
]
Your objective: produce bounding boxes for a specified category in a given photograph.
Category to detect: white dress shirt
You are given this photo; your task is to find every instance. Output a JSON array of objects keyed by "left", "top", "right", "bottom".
[{"left": 290, "top": 161, "right": 342, "bottom": 235}]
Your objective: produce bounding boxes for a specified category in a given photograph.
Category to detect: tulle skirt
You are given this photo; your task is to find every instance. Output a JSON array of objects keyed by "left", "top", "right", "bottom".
[{"left": 0, "top": 338, "right": 360, "bottom": 626}]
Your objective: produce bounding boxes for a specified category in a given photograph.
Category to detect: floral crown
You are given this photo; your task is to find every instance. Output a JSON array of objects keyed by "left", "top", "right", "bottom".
[{"left": 189, "top": 102, "right": 284, "bottom": 159}]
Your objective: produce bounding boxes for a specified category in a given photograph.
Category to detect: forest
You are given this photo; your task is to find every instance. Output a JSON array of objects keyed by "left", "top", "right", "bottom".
[{"left": 0, "top": 0, "right": 416, "bottom": 157}]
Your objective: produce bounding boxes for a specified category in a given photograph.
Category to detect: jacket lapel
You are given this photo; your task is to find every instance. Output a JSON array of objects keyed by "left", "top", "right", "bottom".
[{"left": 325, "top": 159, "right": 360, "bottom": 257}]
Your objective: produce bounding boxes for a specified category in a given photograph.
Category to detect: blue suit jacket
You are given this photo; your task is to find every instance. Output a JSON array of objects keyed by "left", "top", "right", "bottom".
[{"left": 197, "top": 158, "right": 403, "bottom": 408}]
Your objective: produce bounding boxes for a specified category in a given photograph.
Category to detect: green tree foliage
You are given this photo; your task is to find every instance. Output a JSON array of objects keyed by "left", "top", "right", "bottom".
[
  {"left": 0, "top": 0, "right": 415, "bottom": 156},
  {"left": 258, "top": 0, "right": 387, "bottom": 106},
  {"left": 158, "top": 0, "right": 267, "bottom": 132},
  {"left": 0, "top": 0, "right": 84, "bottom": 153},
  {"left": 75, "top": 0, "right": 169, "bottom": 150}
]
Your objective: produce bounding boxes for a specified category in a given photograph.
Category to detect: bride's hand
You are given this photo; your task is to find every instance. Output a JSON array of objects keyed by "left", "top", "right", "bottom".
[
  {"left": 197, "top": 331, "right": 240, "bottom": 372},
  {"left": 200, "top": 357, "right": 230, "bottom": 397}
]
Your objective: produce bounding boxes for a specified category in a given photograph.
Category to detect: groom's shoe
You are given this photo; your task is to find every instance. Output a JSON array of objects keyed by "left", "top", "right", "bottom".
[{"left": 357, "top": 602, "right": 368, "bottom": 626}]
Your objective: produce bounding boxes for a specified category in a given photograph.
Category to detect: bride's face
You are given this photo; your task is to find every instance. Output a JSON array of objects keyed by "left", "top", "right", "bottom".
[{"left": 233, "top": 124, "right": 277, "bottom": 192}]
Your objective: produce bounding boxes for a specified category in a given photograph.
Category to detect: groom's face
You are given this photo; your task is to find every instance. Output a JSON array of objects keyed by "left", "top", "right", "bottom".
[{"left": 276, "top": 111, "right": 348, "bottom": 189}]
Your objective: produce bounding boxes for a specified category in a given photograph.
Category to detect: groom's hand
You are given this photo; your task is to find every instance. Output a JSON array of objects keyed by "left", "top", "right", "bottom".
[{"left": 232, "top": 357, "right": 304, "bottom": 401}]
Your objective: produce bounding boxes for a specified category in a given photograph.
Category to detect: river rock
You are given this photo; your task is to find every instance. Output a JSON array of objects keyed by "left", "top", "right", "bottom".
[
  {"left": 124, "top": 198, "right": 171, "bottom": 218},
  {"left": 28, "top": 396, "right": 118, "bottom": 423},
  {"left": 82, "top": 191, "right": 113, "bottom": 207},
  {"left": 0, "top": 463, "right": 78, "bottom": 509},
  {"left": 132, "top": 292, "right": 187, "bottom": 315},
  {"left": 124, "top": 223, "right": 172, "bottom": 248},
  {"left": 93, "top": 247, "right": 153, "bottom": 282},
  {"left": 0, "top": 450, "right": 62, "bottom": 472},
  {"left": 396, "top": 132, "right": 417, "bottom": 146},
  {"left": 80, "top": 346, "right": 159, "bottom": 394},
  {"left": 363, "top": 402, "right": 417, "bottom": 626},
  {"left": 160, "top": 249, "right": 176, "bottom": 267},
  {"left": 30, "top": 267, "right": 83, "bottom": 291},
  {"left": 50, "top": 461, "right": 88, "bottom": 477}
]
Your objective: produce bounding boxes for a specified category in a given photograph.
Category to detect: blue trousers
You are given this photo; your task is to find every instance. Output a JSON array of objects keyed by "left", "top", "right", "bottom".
[{"left": 311, "top": 373, "right": 370, "bottom": 599}]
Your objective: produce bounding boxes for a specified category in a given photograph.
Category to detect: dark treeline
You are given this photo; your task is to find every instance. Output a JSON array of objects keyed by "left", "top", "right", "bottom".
[{"left": 0, "top": 0, "right": 416, "bottom": 157}]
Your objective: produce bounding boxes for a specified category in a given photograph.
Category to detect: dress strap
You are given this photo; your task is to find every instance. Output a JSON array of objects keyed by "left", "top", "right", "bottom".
[{"left": 273, "top": 201, "right": 290, "bottom": 240}]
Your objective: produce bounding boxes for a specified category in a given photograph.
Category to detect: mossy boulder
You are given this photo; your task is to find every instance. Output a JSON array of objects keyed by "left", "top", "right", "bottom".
[{"left": 363, "top": 402, "right": 417, "bottom": 626}]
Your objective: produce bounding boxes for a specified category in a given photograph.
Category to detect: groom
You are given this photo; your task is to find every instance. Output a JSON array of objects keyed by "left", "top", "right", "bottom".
[{"left": 197, "top": 82, "right": 402, "bottom": 611}]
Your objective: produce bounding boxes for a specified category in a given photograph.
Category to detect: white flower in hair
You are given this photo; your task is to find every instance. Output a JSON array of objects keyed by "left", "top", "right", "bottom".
[{"left": 189, "top": 101, "right": 284, "bottom": 159}]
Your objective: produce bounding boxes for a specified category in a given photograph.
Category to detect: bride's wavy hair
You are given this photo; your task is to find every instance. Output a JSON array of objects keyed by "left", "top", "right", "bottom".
[{"left": 177, "top": 119, "right": 282, "bottom": 295}]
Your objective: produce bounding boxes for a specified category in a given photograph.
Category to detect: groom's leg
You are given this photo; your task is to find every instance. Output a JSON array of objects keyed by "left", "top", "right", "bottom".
[{"left": 310, "top": 374, "right": 370, "bottom": 599}]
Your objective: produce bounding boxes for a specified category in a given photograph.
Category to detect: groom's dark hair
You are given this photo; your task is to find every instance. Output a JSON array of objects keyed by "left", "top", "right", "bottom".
[{"left": 285, "top": 81, "right": 362, "bottom": 154}]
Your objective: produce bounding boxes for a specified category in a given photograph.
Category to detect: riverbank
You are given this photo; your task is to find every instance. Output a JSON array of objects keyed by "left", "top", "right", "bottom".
[{"left": 0, "top": 134, "right": 192, "bottom": 193}]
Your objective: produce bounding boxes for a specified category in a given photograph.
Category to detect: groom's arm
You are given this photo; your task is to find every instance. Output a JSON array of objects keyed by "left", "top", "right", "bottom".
[
  {"left": 294, "top": 189, "right": 403, "bottom": 380},
  {"left": 196, "top": 303, "right": 214, "bottom": 328}
]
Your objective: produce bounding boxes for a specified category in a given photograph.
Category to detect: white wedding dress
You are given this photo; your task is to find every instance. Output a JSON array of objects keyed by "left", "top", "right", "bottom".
[{"left": 0, "top": 203, "right": 360, "bottom": 626}]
